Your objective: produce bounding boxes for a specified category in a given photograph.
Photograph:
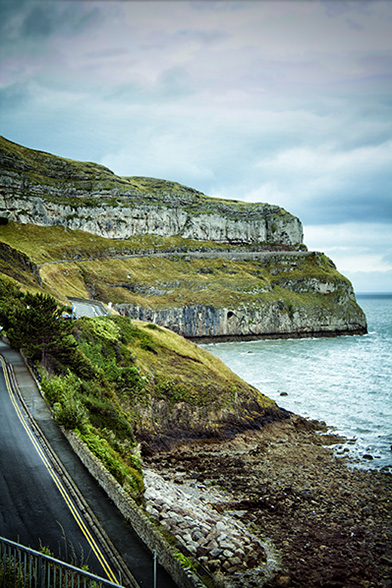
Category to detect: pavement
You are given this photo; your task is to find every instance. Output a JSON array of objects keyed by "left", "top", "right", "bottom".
[{"left": 0, "top": 340, "right": 178, "bottom": 588}]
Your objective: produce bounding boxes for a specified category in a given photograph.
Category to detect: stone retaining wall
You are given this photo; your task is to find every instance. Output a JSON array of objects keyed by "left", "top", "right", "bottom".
[{"left": 64, "top": 431, "right": 205, "bottom": 588}]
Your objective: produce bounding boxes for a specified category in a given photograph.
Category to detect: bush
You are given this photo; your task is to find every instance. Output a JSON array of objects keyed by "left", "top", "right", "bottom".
[
  {"left": 53, "top": 392, "right": 88, "bottom": 430},
  {"left": 79, "top": 429, "right": 144, "bottom": 499},
  {"left": 0, "top": 557, "right": 27, "bottom": 588}
]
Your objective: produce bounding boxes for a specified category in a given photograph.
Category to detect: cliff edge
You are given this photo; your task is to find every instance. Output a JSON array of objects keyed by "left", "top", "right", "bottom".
[
  {"left": 0, "top": 136, "right": 367, "bottom": 338},
  {"left": 0, "top": 136, "right": 303, "bottom": 246}
]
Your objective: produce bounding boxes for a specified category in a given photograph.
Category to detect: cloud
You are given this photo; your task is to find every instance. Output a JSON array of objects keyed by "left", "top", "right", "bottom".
[
  {"left": 251, "top": 140, "right": 392, "bottom": 224},
  {"left": 304, "top": 222, "right": 392, "bottom": 291},
  {"left": 0, "top": 0, "right": 391, "bottom": 292}
]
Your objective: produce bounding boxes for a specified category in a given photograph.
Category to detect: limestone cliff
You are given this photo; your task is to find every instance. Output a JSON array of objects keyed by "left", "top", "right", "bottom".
[
  {"left": 0, "top": 136, "right": 303, "bottom": 246},
  {"left": 114, "top": 252, "right": 367, "bottom": 340},
  {"left": 0, "top": 137, "right": 367, "bottom": 339}
]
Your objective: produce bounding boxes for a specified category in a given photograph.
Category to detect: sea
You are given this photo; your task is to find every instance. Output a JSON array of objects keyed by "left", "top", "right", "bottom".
[{"left": 202, "top": 294, "right": 392, "bottom": 472}]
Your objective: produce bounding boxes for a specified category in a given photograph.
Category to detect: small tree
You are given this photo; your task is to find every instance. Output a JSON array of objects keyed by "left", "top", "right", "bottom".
[
  {"left": 0, "top": 277, "right": 25, "bottom": 331},
  {"left": 2, "top": 287, "right": 76, "bottom": 370}
]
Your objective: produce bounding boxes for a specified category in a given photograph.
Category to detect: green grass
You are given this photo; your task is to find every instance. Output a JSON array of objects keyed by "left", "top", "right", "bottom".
[
  {"left": 0, "top": 222, "right": 355, "bottom": 314},
  {"left": 36, "top": 313, "right": 277, "bottom": 502},
  {"left": 1, "top": 136, "right": 297, "bottom": 223},
  {"left": 47, "top": 251, "right": 348, "bottom": 310},
  {"left": 0, "top": 221, "right": 239, "bottom": 265}
]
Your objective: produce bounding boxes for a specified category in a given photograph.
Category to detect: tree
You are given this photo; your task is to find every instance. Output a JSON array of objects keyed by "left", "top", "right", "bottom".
[
  {"left": 0, "top": 281, "right": 76, "bottom": 370},
  {"left": 0, "top": 277, "right": 24, "bottom": 331}
]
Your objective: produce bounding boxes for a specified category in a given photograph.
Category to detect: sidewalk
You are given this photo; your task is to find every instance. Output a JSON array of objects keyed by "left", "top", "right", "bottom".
[{"left": 0, "top": 340, "right": 177, "bottom": 588}]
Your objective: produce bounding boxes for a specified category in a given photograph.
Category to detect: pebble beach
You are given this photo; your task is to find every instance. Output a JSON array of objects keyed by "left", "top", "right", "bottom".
[{"left": 144, "top": 415, "right": 392, "bottom": 588}]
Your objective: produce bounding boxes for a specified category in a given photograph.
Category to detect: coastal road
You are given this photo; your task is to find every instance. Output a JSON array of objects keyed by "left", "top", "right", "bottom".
[
  {"left": 0, "top": 343, "right": 178, "bottom": 588},
  {"left": 69, "top": 298, "right": 107, "bottom": 318},
  {"left": 0, "top": 354, "right": 122, "bottom": 583}
]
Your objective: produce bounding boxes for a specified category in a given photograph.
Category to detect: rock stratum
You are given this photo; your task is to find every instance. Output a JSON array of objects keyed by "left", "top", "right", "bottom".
[
  {"left": 0, "top": 136, "right": 367, "bottom": 338},
  {"left": 0, "top": 136, "right": 302, "bottom": 246}
]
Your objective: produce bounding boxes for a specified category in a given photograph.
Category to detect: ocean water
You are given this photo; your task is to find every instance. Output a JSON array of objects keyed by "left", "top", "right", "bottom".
[{"left": 202, "top": 294, "right": 392, "bottom": 472}]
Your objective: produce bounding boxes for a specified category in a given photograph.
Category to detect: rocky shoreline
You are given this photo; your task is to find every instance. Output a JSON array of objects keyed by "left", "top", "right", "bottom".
[{"left": 143, "top": 415, "right": 392, "bottom": 588}]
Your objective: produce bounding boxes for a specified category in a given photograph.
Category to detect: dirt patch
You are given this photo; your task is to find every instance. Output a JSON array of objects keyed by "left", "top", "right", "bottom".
[{"left": 144, "top": 415, "right": 392, "bottom": 588}]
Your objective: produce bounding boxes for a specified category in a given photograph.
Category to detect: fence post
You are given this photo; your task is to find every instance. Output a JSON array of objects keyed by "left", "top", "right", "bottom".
[{"left": 153, "top": 550, "right": 157, "bottom": 588}]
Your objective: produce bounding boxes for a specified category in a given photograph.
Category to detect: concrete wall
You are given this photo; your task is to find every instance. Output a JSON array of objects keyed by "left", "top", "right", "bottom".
[{"left": 64, "top": 431, "right": 206, "bottom": 588}]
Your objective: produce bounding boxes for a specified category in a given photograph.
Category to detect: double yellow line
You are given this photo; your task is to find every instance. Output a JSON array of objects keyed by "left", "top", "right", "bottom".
[{"left": 0, "top": 355, "right": 120, "bottom": 585}]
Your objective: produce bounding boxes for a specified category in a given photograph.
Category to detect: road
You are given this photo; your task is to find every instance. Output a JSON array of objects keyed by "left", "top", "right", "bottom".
[
  {"left": 0, "top": 342, "right": 178, "bottom": 588},
  {"left": 69, "top": 298, "right": 107, "bottom": 319},
  {"left": 0, "top": 355, "right": 120, "bottom": 583}
]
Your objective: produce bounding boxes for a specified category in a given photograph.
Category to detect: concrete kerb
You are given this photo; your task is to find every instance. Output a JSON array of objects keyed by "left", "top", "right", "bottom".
[{"left": 10, "top": 347, "right": 206, "bottom": 588}]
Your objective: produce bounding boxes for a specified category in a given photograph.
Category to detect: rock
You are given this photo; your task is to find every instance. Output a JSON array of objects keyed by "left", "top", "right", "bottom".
[
  {"left": 185, "top": 541, "right": 198, "bottom": 555},
  {"left": 215, "top": 521, "right": 227, "bottom": 533},
  {"left": 276, "top": 574, "right": 291, "bottom": 587},
  {"left": 0, "top": 137, "right": 367, "bottom": 342},
  {"left": 196, "top": 545, "right": 209, "bottom": 558},
  {"left": 0, "top": 138, "right": 303, "bottom": 247},
  {"left": 206, "top": 540, "right": 219, "bottom": 551},
  {"left": 223, "top": 549, "right": 235, "bottom": 558},
  {"left": 217, "top": 533, "right": 228, "bottom": 544},
  {"left": 220, "top": 540, "right": 237, "bottom": 551},
  {"left": 299, "top": 488, "right": 314, "bottom": 499},
  {"left": 116, "top": 290, "right": 367, "bottom": 339},
  {"left": 207, "top": 559, "right": 220, "bottom": 571},
  {"left": 210, "top": 548, "right": 223, "bottom": 558},
  {"left": 145, "top": 505, "right": 160, "bottom": 518},
  {"left": 191, "top": 529, "right": 204, "bottom": 542}
]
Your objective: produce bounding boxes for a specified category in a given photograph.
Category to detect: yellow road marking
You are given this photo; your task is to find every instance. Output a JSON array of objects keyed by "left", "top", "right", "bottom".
[{"left": 0, "top": 355, "right": 119, "bottom": 585}]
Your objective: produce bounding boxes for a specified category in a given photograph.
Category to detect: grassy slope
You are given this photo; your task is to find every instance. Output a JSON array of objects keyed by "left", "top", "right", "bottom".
[
  {"left": 1, "top": 136, "right": 292, "bottom": 220},
  {"left": 40, "top": 314, "right": 280, "bottom": 500},
  {"left": 0, "top": 222, "right": 352, "bottom": 313},
  {"left": 0, "top": 223, "right": 287, "bottom": 499},
  {"left": 0, "top": 221, "right": 231, "bottom": 264}
]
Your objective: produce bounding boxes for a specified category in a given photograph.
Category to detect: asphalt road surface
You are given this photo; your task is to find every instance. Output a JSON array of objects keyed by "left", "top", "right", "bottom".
[
  {"left": 0, "top": 356, "right": 121, "bottom": 583},
  {"left": 0, "top": 343, "right": 178, "bottom": 588},
  {"left": 70, "top": 299, "right": 107, "bottom": 319}
]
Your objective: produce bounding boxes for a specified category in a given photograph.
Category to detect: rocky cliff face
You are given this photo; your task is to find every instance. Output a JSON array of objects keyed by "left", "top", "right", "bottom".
[
  {"left": 0, "top": 137, "right": 303, "bottom": 246},
  {"left": 0, "top": 138, "right": 367, "bottom": 339},
  {"left": 115, "top": 287, "right": 367, "bottom": 340}
]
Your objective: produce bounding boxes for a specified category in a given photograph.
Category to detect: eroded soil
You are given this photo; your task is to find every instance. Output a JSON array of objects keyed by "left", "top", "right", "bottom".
[{"left": 144, "top": 415, "right": 392, "bottom": 588}]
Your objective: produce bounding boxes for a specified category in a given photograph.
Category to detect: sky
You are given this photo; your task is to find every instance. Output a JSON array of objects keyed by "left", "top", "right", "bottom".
[{"left": 1, "top": 0, "right": 391, "bottom": 292}]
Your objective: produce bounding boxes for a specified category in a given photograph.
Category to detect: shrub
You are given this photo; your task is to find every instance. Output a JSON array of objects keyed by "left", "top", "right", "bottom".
[
  {"left": 53, "top": 393, "right": 88, "bottom": 430},
  {"left": 79, "top": 429, "right": 144, "bottom": 499}
]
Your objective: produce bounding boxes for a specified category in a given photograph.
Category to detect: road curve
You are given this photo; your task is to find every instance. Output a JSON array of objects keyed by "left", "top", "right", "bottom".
[
  {"left": 0, "top": 342, "right": 178, "bottom": 588},
  {"left": 0, "top": 355, "right": 119, "bottom": 582}
]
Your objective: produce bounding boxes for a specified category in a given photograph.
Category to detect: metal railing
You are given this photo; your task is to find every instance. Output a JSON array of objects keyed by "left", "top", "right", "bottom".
[{"left": 0, "top": 536, "right": 124, "bottom": 588}]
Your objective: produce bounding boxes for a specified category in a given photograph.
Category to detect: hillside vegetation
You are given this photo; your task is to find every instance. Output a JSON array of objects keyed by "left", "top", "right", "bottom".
[
  {"left": 0, "top": 276, "right": 282, "bottom": 503},
  {"left": 1, "top": 221, "right": 353, "bottom": 313}
]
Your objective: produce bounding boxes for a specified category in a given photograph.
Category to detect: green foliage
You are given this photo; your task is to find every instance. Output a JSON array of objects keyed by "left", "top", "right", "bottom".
[
  {"left": 0, "top": 278, "right": 77, "bottom": 370},
  {"left": 0, "top": 556, "right": 28, "bottom": 588},
  {"left": 53, "top": 393, "right": 88, "bottom": 430},
  {"left": 41, "top": 373, "right": 69, "bottom": 404},
  {"left": 41, "top": 372, "right": 88, "bottom": 430},
  {"left": 0, "top": 276, "right": 25, "bottom": 330},
  {"left": 155, "top": 377, "right": 200, "bottom": 406},
  {"left": 38, "top": 315, "right": 147, "bottom": 499},
  {"left": 0, "top": 282, "right": 277, "bottom": 503},
  {"left": 174, "top": 552, "right": 197, "bottom": 573},
  {"left": 38, "top": 545, "right": 54, "bottom": 557},
  {"left": 79, "top": 428, "right": 144, "bottom": 499}
]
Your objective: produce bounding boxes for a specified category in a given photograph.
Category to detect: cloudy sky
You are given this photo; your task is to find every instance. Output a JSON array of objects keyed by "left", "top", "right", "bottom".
[{"left": 1, "top": 0, "right": 391, "bottom": 292}]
